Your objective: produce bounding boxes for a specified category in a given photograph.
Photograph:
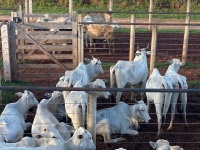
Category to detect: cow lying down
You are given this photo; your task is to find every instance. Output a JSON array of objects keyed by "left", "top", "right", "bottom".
[
  {"left": 0, "top": 127, "right": 95, "bottom": 150},
  {"left": 0, "top": 90, "right": 38, "bottom": 142},
  {"left": 149, "top": 139, "right": 184, "bottom": 150},
  {"left": 96, "top": 100, "right": 151, "bottom": 141}
]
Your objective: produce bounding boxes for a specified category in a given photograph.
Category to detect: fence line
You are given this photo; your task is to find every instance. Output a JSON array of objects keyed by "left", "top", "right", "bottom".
[{"left": 0, "top": 86, "right": 198, "bottom": 92}]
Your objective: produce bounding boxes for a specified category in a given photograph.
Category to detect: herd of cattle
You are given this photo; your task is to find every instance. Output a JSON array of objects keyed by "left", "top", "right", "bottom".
[{"left": 0, "top": 13, "right": 187, "bottom": 149}]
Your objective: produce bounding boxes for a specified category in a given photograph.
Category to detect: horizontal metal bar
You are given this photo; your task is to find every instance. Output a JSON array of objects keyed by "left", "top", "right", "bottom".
[
  {"left": 78, "top": 10, "right": 200, "bottom": 15},
  {"left": 80, "top": 22, "right": 200, "bottom": 26},
  {"left": 0, "top": 86, "right": 199, "bottom": 93}
]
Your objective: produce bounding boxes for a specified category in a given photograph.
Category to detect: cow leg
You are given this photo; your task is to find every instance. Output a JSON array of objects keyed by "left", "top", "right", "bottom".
[
  {"left": 180, "top": 92, "right": 188, "bottom": 127},
  {"left": 116, "top": 82, "right": 126, "bottom": 103},
  {"left": 167, "top": 92, "right": 179, "bottom": 131},
  {"left": 121, "top": 128, "right": 138, "bottom": 136},
  {"left": 155, "top": 103, "right": 163, "bottom": 137}
]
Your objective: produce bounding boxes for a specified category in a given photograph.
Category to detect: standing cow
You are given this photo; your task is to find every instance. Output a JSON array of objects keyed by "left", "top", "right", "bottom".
[
  {"left": 146, "top": 68, "right": 173, "bottom": 137},
  {"left": 110, "top": 44, "right": 151, "bottom": 103},
  {"left": 165, "top": 59, "right": 188, "bottom": 131}
]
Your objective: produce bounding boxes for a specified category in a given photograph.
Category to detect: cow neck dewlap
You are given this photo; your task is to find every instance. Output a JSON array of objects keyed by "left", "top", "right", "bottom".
[{"left": 85, "top": 63, "right": 96, "bottom": 82}]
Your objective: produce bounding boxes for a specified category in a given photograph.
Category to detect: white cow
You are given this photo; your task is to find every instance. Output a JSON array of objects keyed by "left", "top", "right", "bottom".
[
  {"left": 149, "top": 139, "right": 184, "bottom": 150},
  {"left": 110, "top": 44, "right": 151, "bottom": 103},
  {"left": 64, "top": 79, "right": 110, "bottom": 129},
  {"left": 146, "top": 68, "right": 173, "bottom": 137},
  {"left": 0, "top": 124, "right": 67, "bottom": 147},
  {"left": 0, "top": 90, "right": 38, "bottom": 142},
  {"left": 97, "top": 100, "right": 151, "bottom": 141},
  {"left": 65, "top": 56, "right": 104, "bottom": 88},
  {"left": 0, "top": 127, "right": 95, "bottom": 150},
  {"left": 32, "top": 91, "right": 73, "bottom": 141},
  {"left": 165, "top": 59, "right": 188, "bottom": 131},
  {"left": 43, "top": 91, "right": 66, "bottom": 120}
]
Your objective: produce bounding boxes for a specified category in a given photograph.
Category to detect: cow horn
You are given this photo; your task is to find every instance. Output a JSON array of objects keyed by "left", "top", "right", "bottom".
[
  {"left": 137, "top": 45, "right": 140, "bottom": 51},
  {"left": 145, "top": 43, "right": 150, "bottom": 50}
]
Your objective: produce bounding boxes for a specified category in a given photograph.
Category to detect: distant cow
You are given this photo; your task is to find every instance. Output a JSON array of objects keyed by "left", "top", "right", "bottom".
[
  {"left": 165, "top": 59, "right": 188, "bottom": 131},
  {"left": 97, "top": 100, "right": 151, "bottom": 142},
  {"left": 0, "top": 127, "right": 95, "bottom": 150},
  {"left": 83, "top": 13, "right": 111, "bottom": 23},
  {"left": 0, "top": 90, "right": 38, "bottom": 142},
  {"left": 32, "top": 91, "right": 74, "bottom": 141},
  {"left": 146, "top": 68, "right": 173, "bottom": 136},
  {"left": 84, "top": 22, "right": 121, "bottom": 54},
  {"left": 110, "top": 44, "right": 151, "bottom": 103},
  {"left": 149, "top": 139, "right": 184, "bottom": 150}
]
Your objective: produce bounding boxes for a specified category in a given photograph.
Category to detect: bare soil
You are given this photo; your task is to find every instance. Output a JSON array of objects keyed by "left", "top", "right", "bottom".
[{"left": 1, "top": 15, "right": 200, "bottom": 149}]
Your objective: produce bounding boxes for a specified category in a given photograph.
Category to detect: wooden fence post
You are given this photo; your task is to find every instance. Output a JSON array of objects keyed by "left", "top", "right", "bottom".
[
  {"left": 109, "top": 0, "right": 113, "bottom": 22},
  {"left": 9, "top": 21, "right": 17, "bottom": 81},
  {"left": 69, "top": 0, "right": 73, "bottom": 14},
  {"left": 25, "top": 0, "right": 29, "bottom": 22},
  {"left": 1, "top": 24, "right": 12, "bottom": 81},
  {"left": 149, "top": 0, "right": 154, "bottom": 31},
  {"left": 72, "top": 11, "right": 78, "bottom": 67},
  {"left": 150, "top": 26, "right": 157, "bottom": 75},
  {"left": 182, "top": 0, "right": 191, "bottom": 63},
  {"left": 129, "top": 14, "right": 136, "bottom": 61},
  {"left": 87, "top": 94, "right": 97, "bottom": 145}
]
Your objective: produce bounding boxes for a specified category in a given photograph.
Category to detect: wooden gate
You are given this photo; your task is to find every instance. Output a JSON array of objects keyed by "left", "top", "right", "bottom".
[{"left": 3, "top": 12, "right": 82, "bottom": 81}]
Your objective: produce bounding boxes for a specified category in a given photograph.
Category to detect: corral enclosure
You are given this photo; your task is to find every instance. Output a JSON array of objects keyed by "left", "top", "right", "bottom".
[{"left": 1, "top": 1, "right": 200, "bottom": 150}]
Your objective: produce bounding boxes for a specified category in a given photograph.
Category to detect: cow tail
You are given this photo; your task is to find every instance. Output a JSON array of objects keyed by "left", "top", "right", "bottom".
[
  {"left": 161, "top": 78, "right": 173, "bottom": 126},
  {"left": 110, "top": 65, "right": 116, "bottom": 88},
  {"left": 178, "top": 76, "right": 188, "bottom": 122}
]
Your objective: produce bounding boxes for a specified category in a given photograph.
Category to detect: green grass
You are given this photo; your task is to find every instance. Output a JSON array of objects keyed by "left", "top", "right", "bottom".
[
  {"left": 115, "top": 28, "right": 200, "bottom": 34},
  {"left": 1, "top": 79, "right": 32, "bottom": 104},
  {"left": 188, "top": 80, "right": 200, "bottom": 88}
]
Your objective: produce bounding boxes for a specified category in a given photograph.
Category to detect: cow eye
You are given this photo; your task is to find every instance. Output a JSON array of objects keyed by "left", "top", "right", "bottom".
[
  {"left": 52, "top": 136, "right": 56, "bottom": 138},
  {"left": 77, "top": 135, "right": 84, "bottom": 139},
  {"left": 140, "top": 109, "right": 144, "bottom": 112}
]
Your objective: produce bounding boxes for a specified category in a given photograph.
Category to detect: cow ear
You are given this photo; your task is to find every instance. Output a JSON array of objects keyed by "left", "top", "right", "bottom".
[
  {"left": 167, "top": 60, "right": 172, "bottom": 64},
  {"left": 144, "top": 43, "right": 150, "bottom": 50},
  {"left": 15, "top": 92, "right": 23, "bottom": 97},
  {"left": 149, "top": 141, "right": 157, "bottom": 149},
  {"left": 180, "top": 62, "right": 186, "bottom": 66},
  {"left": 77, "top": 134, "right": 84, "bottom": 139}
]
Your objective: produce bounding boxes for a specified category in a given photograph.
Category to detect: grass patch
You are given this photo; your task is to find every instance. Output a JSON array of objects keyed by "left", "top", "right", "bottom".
[
  {"left": 1, "top": 79, "right": 32, "bottom": 104},
  {"left": 188, "top": 80, "right": 200, "bottom": 88},
  {"left": 115, "top": 27, "right": 200, "bottom": 34}
]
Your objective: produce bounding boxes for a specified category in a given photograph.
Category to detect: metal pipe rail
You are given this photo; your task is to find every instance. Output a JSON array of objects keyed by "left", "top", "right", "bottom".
[
  {"left": 79, "top": 22, "right": 200, "bottom": 26},
  {"left": 0, "top": 86, "right": 199, "bottom": 93},
  {"left": 78, "top": 10, "right": 200, "bottom": 15}
]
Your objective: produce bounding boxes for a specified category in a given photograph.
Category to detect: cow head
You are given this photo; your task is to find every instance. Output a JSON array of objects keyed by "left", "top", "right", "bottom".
[
  {"left": 130, "top": 100, "right": 151, "bottom": 123},
  {"left": 16, "top": 90, "right": 38, "bottom": 108},
  {"left": 167, "top": 58, "right": 185, "bottom": 72},
  {"left": 134, "top": 44, "right": 151, "bottom": 61},
  {"left": 90, "top": 57, "right": 104, "bottom": 75},
  {"left": 39, "top": 124, "right": 65, "bottom": 142},
  {"left": 71, "top": 127, "right": 95, "bottom": 150},
  {"left": 84, "top": 79, "right": 110, "bottom": 99},
  {"left": 149, "top": 139, "right": 170, "bottom": 150}
]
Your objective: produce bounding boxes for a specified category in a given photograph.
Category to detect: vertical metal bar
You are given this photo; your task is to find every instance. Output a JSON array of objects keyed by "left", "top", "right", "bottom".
[
  {"left": 150, "top": 26, "right": 157, "bottom": 75},
  {"left": 129, "top": 14, "right": 136, "bottom": 61}
]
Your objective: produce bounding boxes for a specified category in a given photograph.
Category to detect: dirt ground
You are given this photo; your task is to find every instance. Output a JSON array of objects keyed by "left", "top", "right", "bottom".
[
  {"left": 21, "top": 32, "right": 200, "bottom": 150},
  {"left": 1, "top": 15, "right": 200, "bottom": 149}
]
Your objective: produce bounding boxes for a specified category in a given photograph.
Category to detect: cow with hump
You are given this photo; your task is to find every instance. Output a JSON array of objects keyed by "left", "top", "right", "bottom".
[
  {"left": 110, "top": 44, "right": 151, "bottom": 103},
  {"left": 164, "top": 58, "right": 188, "bottom": 131},
  {"left": 0, "top": 90, "right": 38, "bottom": 142},
  {"left": 146, "top": 68, "right": 173, "bottom": 137}
]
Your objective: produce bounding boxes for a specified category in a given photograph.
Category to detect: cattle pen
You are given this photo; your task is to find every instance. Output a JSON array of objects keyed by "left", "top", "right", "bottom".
[{"left": 1, "top": 0, "right": 200, "bottom": 149}]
